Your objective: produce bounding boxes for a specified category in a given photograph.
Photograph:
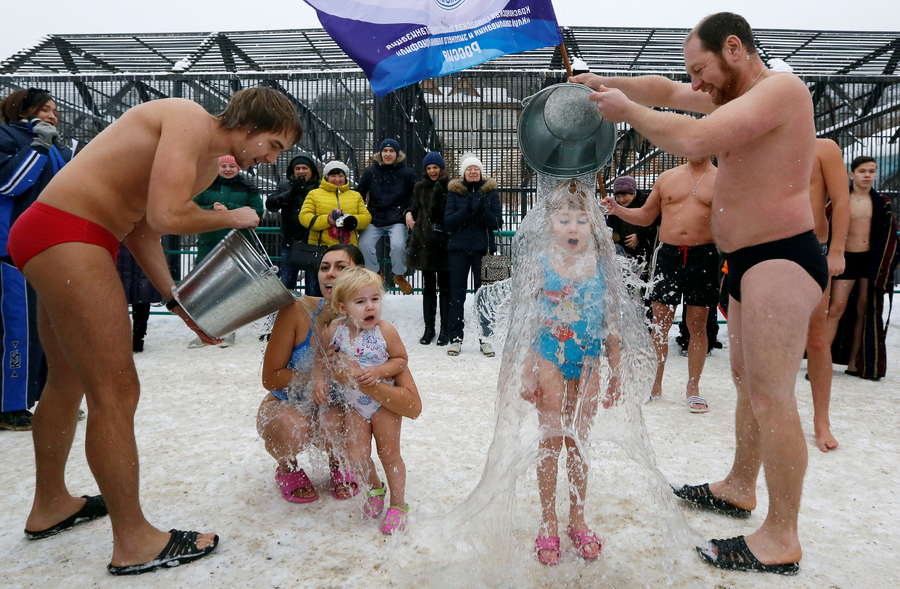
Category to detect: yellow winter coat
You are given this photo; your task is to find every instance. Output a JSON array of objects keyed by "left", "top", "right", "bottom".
[{"left": 299, "top": 179, "right": 372, "bottom": 247}]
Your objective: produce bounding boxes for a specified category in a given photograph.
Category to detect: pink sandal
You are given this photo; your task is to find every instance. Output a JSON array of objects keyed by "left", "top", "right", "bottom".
[
  {"left": 567, "top": 525, "right": 601, "bottom": 559},
  {"left": 534, "top": 535, "right": 560, "bottom": 565},
  {"left": 364, "top": 483, "right": 386, "bottom": 517},
  {"left": 380, "top": 504, "right": 408, "bottom": 534},
  {"left": 330, "top": 468, "right": 360, "bottom": 500},
  {"left": 275, "top": 467, "right": 318, "bottom": 504}
]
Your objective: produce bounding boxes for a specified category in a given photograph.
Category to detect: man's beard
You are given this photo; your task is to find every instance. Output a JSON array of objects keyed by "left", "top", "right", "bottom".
[{"left": 711, "top": 55, "right": 742, "bottom": 105}]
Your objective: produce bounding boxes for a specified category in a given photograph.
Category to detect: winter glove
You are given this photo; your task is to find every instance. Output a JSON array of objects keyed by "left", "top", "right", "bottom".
[
  {"left": 30, "top": 120, "right": 60, "bottom": 149},
  {"left": 475, "top": 197, "right": 486, "bottom": 214}
]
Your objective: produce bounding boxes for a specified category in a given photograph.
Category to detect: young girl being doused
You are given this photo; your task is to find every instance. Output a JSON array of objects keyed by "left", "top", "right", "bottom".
[{"left": 520, "top": 179, "right": 622, "bottom": 565}]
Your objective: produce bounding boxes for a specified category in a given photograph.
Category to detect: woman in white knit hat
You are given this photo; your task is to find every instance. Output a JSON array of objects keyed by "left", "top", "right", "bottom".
[{"left": 443, "top": 153, "right": 502, "bottom": 356}]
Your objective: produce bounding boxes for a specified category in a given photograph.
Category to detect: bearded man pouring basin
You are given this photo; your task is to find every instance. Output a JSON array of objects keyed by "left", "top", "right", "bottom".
[
  {"left": 7, "top": 87, "right": 302, "bottom": 575},
  {"left": 574, "top": 12, "right": 825, "bottom": 575}
]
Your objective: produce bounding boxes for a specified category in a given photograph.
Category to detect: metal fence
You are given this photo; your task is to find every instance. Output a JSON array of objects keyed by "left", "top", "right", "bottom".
[{"left": 2, "top": 71, "right": 898, "bottom": 289}]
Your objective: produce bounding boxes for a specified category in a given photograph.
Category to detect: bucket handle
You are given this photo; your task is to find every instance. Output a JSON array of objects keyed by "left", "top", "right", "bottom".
[{"left": 238, "top": 228, "right": 279, "bottom": 275}]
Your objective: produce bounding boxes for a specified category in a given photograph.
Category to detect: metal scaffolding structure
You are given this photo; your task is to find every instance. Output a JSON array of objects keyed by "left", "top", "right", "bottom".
[{"left": 2, "top": 26, "right": 897, "bottom": 280}]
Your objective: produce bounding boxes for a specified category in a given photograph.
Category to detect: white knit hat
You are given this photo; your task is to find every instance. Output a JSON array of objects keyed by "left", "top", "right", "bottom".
[
  {"left": 323, "top": 160, "right": 350, "bottom": 177},
  {"left": 459, "top": 153, "right": 484, "bottom": 177}
]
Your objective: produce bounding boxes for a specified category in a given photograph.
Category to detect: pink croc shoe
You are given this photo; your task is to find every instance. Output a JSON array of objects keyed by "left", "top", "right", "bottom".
[
  {"left": 330, "top": 469, "right": 360, "bottom": 500},
  {"left": 567, "top": 525, "right": 601, "bottom": 559},
  {"left": 380, "top": 505, "right": 408, "bottom": 534},
  {"left": 275, "top": 467, "right": 318, "bottom": 504},
  {"left": 535, "top": 535, "right": 560, "bottom": 565},
  {"left": 364, "top": 483, "right": 386, "bottom": 517}
]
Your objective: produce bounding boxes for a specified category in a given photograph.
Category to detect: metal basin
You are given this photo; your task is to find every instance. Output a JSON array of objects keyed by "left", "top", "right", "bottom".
[
  {"left": 518, "top": 83, "right": 616, "bottom": 177},
  {"left": 173, "top": 229, "right": 295, "bottom": 338}
]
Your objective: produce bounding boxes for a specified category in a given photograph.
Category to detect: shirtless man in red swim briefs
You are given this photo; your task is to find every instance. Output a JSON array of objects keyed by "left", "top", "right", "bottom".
[{"left": 7, "top": 87, "right": 302, "bottom": 575}]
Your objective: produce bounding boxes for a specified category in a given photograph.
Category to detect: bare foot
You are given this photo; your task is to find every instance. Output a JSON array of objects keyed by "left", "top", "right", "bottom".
[
  {"left": 537, "top": 521, "right": 560, "bottom": 564},
  {"left": 687, "top": 396, "right": 708, "bottom": 412},
  {"left": 721, "top": 529, "right": 802, "bottom": 566},
  {"left": 707, "top": 480, "right": 756, "bottom": 512},
  {"left": 567, "top": 521, "right": 600, "bottom": 557},
  {"left": 815, "top": 426, "right": 839, "bottom": 452},
  {"left": 25, "top": 494, "right": 88, "bottom": 533},
  {"left": 110, "top": 528, "right": 217, "bottom": 568},
  {"left": 292, "top": 485, "right": 317, "bottom": 500}
]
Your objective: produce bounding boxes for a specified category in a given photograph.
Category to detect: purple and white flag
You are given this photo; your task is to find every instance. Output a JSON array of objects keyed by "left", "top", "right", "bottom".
[{"left": 302, "top": 0, "right": 563, "bottom": 97}]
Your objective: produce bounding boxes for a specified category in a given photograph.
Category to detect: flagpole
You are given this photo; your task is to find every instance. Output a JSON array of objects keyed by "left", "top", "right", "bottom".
[{"left": 559, "top": 43, "right": 573, "bottom": 78}]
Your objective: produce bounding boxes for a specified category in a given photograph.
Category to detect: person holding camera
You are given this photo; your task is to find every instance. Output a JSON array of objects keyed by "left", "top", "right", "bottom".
[
  {"left": 299, "top": 161, "right": 372, "bottom": 257},
  {"left": 0, "top": 88, "right": 73, "bottom": 430}
]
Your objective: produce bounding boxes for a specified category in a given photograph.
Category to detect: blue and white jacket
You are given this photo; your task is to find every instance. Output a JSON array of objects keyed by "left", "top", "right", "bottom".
[{"left": 0, "top": 121, "right": 72, "bottom": 257}]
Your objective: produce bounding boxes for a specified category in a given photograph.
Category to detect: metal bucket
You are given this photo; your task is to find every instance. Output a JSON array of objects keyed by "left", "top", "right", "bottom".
[
  {"left": 518, "top": 83, "right": 617, "bottom": 177},
  {"left": 173, "top": 229, "right": 295, "bottom": 338}
]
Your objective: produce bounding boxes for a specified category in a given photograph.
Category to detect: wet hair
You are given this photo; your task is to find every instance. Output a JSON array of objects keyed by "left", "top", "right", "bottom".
[
  {"left": 0, "top": 87, "right": 54, "bottom": 125},
  {"left": 850, "top": 156, "right": 876, "bottom": 172},
  {"left": 217, "top": 87, "right": 303, "bottom": 145},
  {"left": 686, "top": 12, "right": 757, "bottom": 56},
  {"left": 546, "top": 179, "right": 592, "bottom": 215},
  {"left": 330, "top": 267, "right": 384, "bottom": 313},
  {"left": 323, "top": 243, "right": 365, "bottom": 267}
]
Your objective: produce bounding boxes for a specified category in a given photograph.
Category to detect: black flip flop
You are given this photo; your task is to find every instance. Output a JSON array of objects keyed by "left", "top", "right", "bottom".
[
  {"left": 697, "top": 535, "right": 799, "bottom": 575},
  {"left": 107, "top": 529, "right": 219, "bottom": 575},
  {"left": 672, "top": 483, "right": 752, "bottom": 518},
  {"left": 24, "top": 495, "right": 108, "bottom": 540}
]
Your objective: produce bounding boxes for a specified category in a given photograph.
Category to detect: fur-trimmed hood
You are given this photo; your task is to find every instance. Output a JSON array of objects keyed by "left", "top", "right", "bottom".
[
  {"left": 372, "top": 151, "right": 407, "bottom": 166},
  {"left": 448, "top": 177, "right": 497, "bottom": 195}
]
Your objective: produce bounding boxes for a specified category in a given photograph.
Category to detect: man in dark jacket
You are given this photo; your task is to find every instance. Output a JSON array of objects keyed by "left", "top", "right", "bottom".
[
  {"left": 266, "top": 152, "right": 321, "bottom": 293},
  {"left": 357, "top": 138, "right": 418, "bottom": 294}
]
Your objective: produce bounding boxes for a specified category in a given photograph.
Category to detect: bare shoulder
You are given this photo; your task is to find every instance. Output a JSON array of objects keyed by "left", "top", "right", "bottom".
[
  {"left": 755, "top": 72, "right": 811, "bottom": 105},
  {"left": 815, "top": 137, "right": 842, "bottom": 159},
  {"left": 377, "top": 319, "right": 401, "bottom": 340}
]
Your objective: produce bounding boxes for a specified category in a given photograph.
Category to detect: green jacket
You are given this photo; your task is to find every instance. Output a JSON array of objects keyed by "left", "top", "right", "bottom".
[{"left": 193, "top": 175, "right": 264, "bottom": 261}]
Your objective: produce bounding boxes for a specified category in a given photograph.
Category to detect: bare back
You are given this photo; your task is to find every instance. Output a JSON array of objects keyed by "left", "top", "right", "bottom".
[
  {"left": 809, "top": 143, "right": 830, "bottom": 243},
  {"left": 655, "top": 163, "right": 716, "bottom": 246},
  {"left": 709, "top": 73, "right": 816, "bottom": 252},
  {"left": 39, "top": 99, "right": 223, "bottom": 240}
]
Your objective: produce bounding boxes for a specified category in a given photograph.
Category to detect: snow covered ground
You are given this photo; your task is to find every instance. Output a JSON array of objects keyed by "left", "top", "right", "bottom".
[{"left": 1, "top": 294, "right": 898, "bottom": 588}]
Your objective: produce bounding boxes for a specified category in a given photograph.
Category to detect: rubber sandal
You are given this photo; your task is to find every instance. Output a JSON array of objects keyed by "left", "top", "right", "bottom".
[
  {"left": 364, "top": 483, "right": 386, "bottom": 517},
  {"left": 534, "top": 535, "right": 560, "bottom": 565},
  {"left": 697, "top": 535, "right": 799, "bottom": 575},
  {"left": 25, "top": 495, "right": 108, "bottom": 540},
  {"left": 380, "top": 504, "right": 408, "bottom": 534},
  {"left": 330, "top": 468, "right": 360, "bottom": 500},
  {"left": 687, "top": 396, "right": 709, "bottom": 413},
  {"left": 566, "top": 525, "right": 601, "bottom": 559},
  {"left": 107, "top": 529, "right": 219, "bottom": 576},
  {"left": 672, "top": 483, "right": 752, "bottom": 518},
  {"left": 275, "top": 466, "right": 318, "bottom": 504}
]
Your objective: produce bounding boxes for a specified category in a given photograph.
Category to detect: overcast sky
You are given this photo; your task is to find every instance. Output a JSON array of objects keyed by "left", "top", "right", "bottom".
[{"left": 2, "top": 0, "right": 898, "bottom": 64}]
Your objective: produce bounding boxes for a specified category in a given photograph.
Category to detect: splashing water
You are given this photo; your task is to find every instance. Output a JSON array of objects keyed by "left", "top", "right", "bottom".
[{"left": 386, "top": 173, "right": 703, "bottom": 588}]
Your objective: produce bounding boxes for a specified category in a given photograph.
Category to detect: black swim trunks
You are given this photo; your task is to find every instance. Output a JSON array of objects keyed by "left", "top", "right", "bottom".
[
  {"left": 649, "top": 242, "right": 719, "bottom": 307},
  {"left": 725, "top": 230, "right": 828, "bottom": 303},
  {"left": 835, "top": 251, "right": 868, "bottom": 281}
]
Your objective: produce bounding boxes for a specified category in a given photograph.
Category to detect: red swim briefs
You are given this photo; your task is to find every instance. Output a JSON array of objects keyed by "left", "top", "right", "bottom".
[{"left": 8, "top": 201, "right": 121, "bottom": 270}]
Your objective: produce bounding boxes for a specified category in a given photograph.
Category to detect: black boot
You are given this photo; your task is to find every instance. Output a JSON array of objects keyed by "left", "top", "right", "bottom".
[
  {"left": 436, "top": 331, "right": 450, "bottom": 346},
  {"left": 419, "top": 326, "right": 436, "bottom": 345},
  {"left": 132, "top": 302, "right": 149, "bottom": 353}
]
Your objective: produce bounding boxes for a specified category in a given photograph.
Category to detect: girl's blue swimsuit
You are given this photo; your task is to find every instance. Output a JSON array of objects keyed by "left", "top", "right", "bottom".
[{"left": 535, "top": 256, "right": 607, "bottom": 379}]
